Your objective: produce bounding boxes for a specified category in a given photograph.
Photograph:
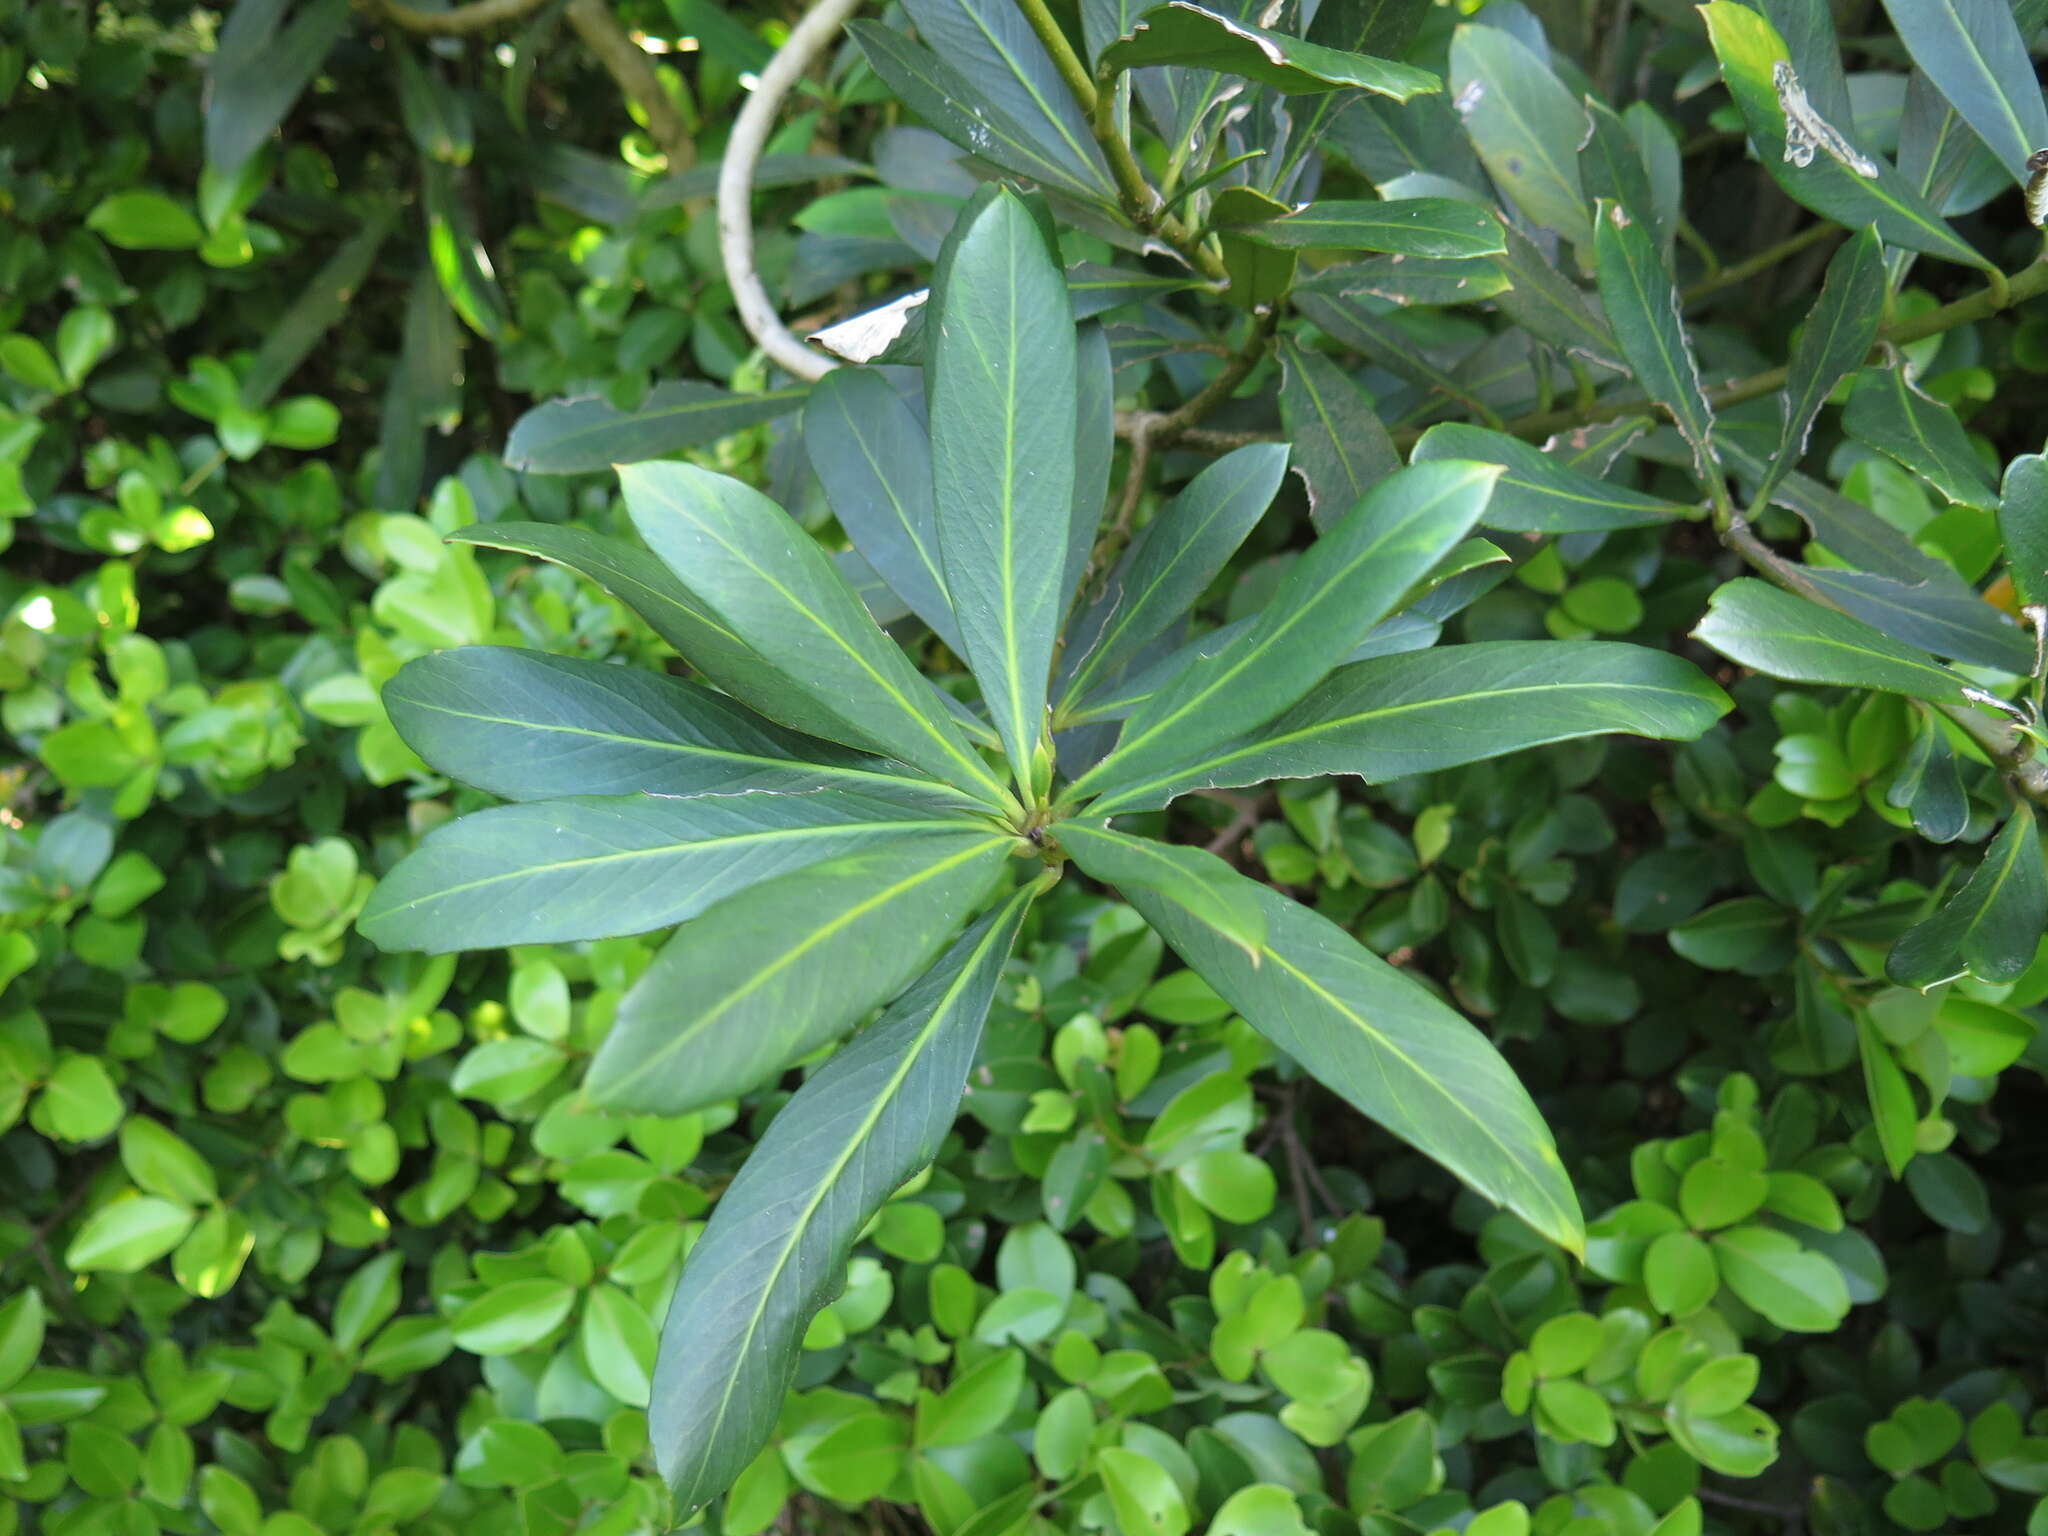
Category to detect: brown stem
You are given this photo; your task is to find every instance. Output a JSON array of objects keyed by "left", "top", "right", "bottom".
[
  {"left": 371, "top": 0, "right": 554, "bottom": 34},
  {"left": 563, "top": 0, "right": 694, "bottom": 166}
]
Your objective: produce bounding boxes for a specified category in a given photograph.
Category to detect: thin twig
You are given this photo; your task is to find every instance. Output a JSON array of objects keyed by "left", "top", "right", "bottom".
[
  {"left": 371, "top": 0, "right": 554, "bottom": 35},
  {"left": 563, "top": 0, "right": 693, "bottom": 167},
  {"left": 1682, "top": 221, "right": 1840, "bottom": 304}
]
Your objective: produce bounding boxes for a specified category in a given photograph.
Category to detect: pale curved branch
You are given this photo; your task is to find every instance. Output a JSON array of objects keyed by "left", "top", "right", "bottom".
[
  {"left": 717, "top": 0, "right": 865, "bottom": 381},
  {"left": 373, "top": 0, "right": 555, "bottom": 37}
]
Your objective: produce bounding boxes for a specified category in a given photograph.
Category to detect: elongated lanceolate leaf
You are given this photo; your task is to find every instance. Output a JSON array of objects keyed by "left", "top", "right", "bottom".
[
  {"left": 360, "top": 792, "right": 978, "bottom": 953},
  {"left": 1492, "top": 225, "right": 1625, "bottom": 371},
  {"left": 1108, "top": 850, "right": 1582, "bottom": 1251},
  {"left": 1877, "top": 0, "right": 2048, "bottom": 182},
  {"left": 619, "top": 463, "right": 1007, "bottom": 804},
  {"left": 1888, "top": 806, "right": 2047, "bottom": 986},
  {"left": 1448, "top": 26, "right": 1592, "bottom": 246},
  {"left": 1413, "top": 423, "right": 1687, "bottom": 532},
  {"left": 1593, "top": 200, "right": 1719, "bottom": 483},
  {"left": 1087, "top": 642, "right": 1731, "bottom": 813},
  {"left": 1065, "top": 322, "right": 1115, "bottom": 627},
  {"left": 1842, "top": 364, "right": 1998, "bottom": 511},
  {"left": 504, "top": 383, "right": 808, "bottom": 475},
  {"left": 383, "top": 647, "right": 985, "bottom": 810},
  {"left": 205, "top": 0, "right": 350, "bottom": 174},
  {"left": 2000, "top": 453, "right": 2048, "bottom": 611},
  {"left": 1061, "top": 443, "right": 1288, "bottom": 703},
  {"left": 928, "top": 190, "right": 1078, "bottom": 785},
  {"left": 449, "top": 523, "right": 873, "bottom": 748},
  {"left": 1797, "top": 567, "right": 2035, "bottom": 675},
  {"left": 242, "top": 209, "right": 397, "bottom": 407},
  {"left": 850, "top": 23, "right": 1114, "bottom": 199},
  {"left": 1227, "top": 199, "right": 1505, "bottom": 258},
  {"left": 1071, "top": 461, "right": 1500, "bottom": 804},
  {"left": 1060, "top": 823, "right": 1265, "bottom": 958},
  {"left": 1756, "top": 227, "right": 1886, "bottom": 509},
  {"left": 899, "top": 0, "right": 1116, "bottom": 202},
  {"left": 1700, "top": 3, "right": 1990, "bottom": 269},
  {"left": 1101, "top": 2, "right": 1438, "bottom": 98},
  {"left": 802, "top": 370, "right": 962, "bottom": 652},
  {"left": 585, "top": 834, "right": 1012, "bottom": 1113},
  {"left": 1693, "top": 579, "right": 1970, "bottom": 701},
  {"left": 651, "top": 889, "right": 1031, "bottom": 1513},
  {"left": 1277, "top": 344, "right": 1399, "bottom": 532}
]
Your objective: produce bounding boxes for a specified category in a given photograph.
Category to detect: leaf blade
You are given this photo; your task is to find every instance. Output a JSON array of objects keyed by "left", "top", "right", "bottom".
[
  {"left": 929, "top": 190, "right": 1079, "bottom": 785},
  {"left": 1756, "top": 226, "right": 1887, "bottom": 509},
  {"left": 1087, "top": 642, "right": 1733, "bottom": 812},
  {"left": 651, "top": 889, "right": 1031, "bottom": 1513},
  {"left": 505, "top": 383, "right": 809, "bottom": 475},
  {"left": 586, "top": 834, "right": 1012, "bottom": 1114},
  {"left": 1107, "top": 848, "right": 1582, "bottom": 1251},
  {"left": 1876, "top": 0, "right": 2048, "bottom": 182},
  {"left": 1692, "top": 578, "right": 1971, "bottom": 701},
  {"left": 1592, "top": 199, "right": 1718, "bottom": 483}
]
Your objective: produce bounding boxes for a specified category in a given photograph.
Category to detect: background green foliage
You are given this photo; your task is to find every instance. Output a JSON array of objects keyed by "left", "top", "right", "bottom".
[{"left": 6, "top": 1, "right": 2048, "bottom": 1535}]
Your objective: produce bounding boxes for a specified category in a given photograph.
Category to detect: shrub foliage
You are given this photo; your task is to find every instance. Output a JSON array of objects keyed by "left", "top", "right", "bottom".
[{"left": 5, "top": 1, "right": 2048, "bottom": 1535}]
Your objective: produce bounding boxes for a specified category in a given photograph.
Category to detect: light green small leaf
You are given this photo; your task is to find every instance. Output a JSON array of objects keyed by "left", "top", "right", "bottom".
[
  {"left": 86, "top": 192, "right": 205, "bottom": 250},
  {"left": 119, "top": 1119, "right": 217, "bottom": 1207},
  {"left": 581, "top": 1284, "right": 658, "bottom": 1407},
  {"left": 450, "top": 1278, "right": 576, "bottom": 1356},
  {"left": 1098, "top": 1446, "right": 1193, "bottom": 1536},
  {"left": 1710, "top": 1225, "right": 1850, "bottom": 1331},
  {"left": 65, "top": 1196, "right": 195, "bottom": 1273},
  {"left": 0, "top": 1291, "right": 46, "bottom": 1392}
]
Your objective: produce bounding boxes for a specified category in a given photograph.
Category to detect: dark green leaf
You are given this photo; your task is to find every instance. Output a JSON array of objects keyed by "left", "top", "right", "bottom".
[
  {"left": 1413, "top": 423, "right": 1688, "bottom": 532},
  {"left": 205, "top": 0, "right": 349, "bottom": 174},
  {"left": 620, "top": 463, "right": 1008, "bottom": 803},
  {"left": 2000, "top": 453, "right": 2048, "bottom": 610},
  {"left": 1065, "top": 322, "right": 1115, "bottom": 616},
  {"left": 241, "top": 208, "right": 397, "bottom": 408},
  {"left": 1797, "top": 566, "right": 2034, "bottom": 674},
  {"left": 1593, "top": 200, "right": 1718, "bottom": 484},
  {"left": 803, "top": 369, "right": 962, "bottom": 652},
  {"left": 1086, "top": 642, "right": 1729, "bottom": 813},
  {"left": 1700, "top": 3, "right": 1991, "bottom": 269},
  {"left": 899, "top": 0, "right": 1116, "bottom": 202},
  {"left": 1107, "top": 849, "right": 1582, "bottom": 1252},
  {"left": 1842, "top": 364, "right": 1997, "bottom": 510},
  {"left": 584, "top": 834, "right": 1011, "bottom": 1112},
  {"left": 448, "top": 522, "right": 884, "bottom": 749},
  {"left": 1888, "top": 806, "right": 2047, "bottom": 986},
  {"left": 1277, "top": 343, "right": 1398, "bottom": 532},
  {"left": 1101, "top": 3, "right": 1438, "bottom": 98},
  {"left": 929, "top": 189, "right": 1078, "bottom": 784},
  {"left": 1060, "top": 822, "right": 1267, "bottom": 958},
  {"left": 651, "top": 891, "right": 1029, "bottom": 1513},
  {"left": 505, "top": 383, "right": 808, "bottom": 475},
  {"left": 1756, "top": 226, "right": 1886, "bottom": 510},
  {"left": 1877, "top": 0, "right": 2048, "bottom": 182},
  {"left": 361, "top": 792, "right": 980, "bottom": 953},
  {"left": 1062, "top": 443, "right": 1288, "bottom": 702},
  {"left": 1447, "top": 25, "right": 1591, "bottom": 245},
  {"left": 1226, "top": 199, "right": 1505, "bottom": 258},
  {"left": 1072, "top": 461, "right": 1499, "bottom": 803},
  {"left": 384, "top": 648, "right": 979, "bottom": 809},
  {"left": 850, "top": 23, "right": 1117, "bottom": 199},
  {"left": 1492, "top": 225, "right": 1625, "bottom": 370},
  {"left": 1693, "top": 579, "right": 1970, "bottom": 701}
]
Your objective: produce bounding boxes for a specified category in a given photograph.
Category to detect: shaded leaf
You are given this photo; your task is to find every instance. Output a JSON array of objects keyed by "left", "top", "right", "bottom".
[
  {"left": 506, "top": 383, "right": 808, "bottom": 475},
  {"left": 1277, "top": 343, "right": 1398, "bottom": 532},
  {"left": 1593, "top": 200, "right": 1718, "bottom": 483},
  {"left": 1102, "top": 2, "right": 1438, "bottom": 98},
  {"left": 1226, "top": 199, "right": 1505, "bottom": 258},
  {"left": 1414, "top": 423, "right": 1687, "bottom": 532},
  {"left": 1888, "top": 806, "right": 2047, "bottom": 986},
  {"left": 1693, "top": 579, "right": 1970, "bottom": 701},
  {"left": 1842, "top": 364, "right": 1997, "bottom": 510},
  {"left": 1877, "top": 0, "right": 2048, "bottom": 181},
  {"left": 651, "top": 892, "right": 1029, "bottom": 1513},
  {"left": 1448, "top": 25, "right": 1591, "bottom": 245},
  {"left": 1755, "top": 226, "right": 1886, "bottom": 510}
]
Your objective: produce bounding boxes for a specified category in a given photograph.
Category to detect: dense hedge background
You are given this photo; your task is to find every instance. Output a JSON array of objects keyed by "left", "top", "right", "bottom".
[{"left": 7, "top": 2, "right": 2048, "bottom": 1535}]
